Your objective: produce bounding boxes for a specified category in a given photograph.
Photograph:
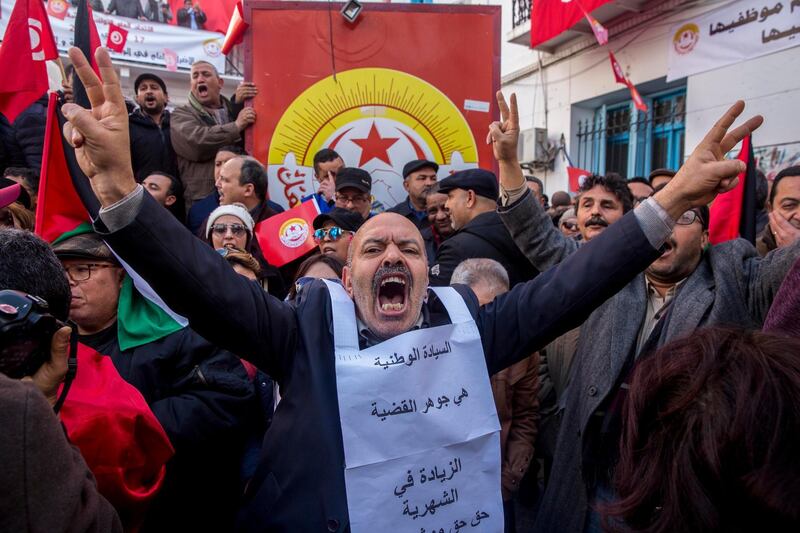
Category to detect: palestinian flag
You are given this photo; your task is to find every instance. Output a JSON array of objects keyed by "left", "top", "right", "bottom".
[
  {"left": 37, "top": 94, "right": 188, "bottom": 349},
  {"left": 708, "top": 135, "right": 757, "bottom": 245},
  {"left": 72, "top": 0, "right": 102, "bottom": 106}
]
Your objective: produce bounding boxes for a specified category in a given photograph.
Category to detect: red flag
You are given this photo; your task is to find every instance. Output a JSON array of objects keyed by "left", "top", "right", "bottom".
[
  {"left": 579, "top": 1, "right": 608, "bottom": 46},
  {"left": 47, "top": 0, "right": 70, "bottom": 20},
  {"left": 254, "top": 198, "right": 322, "bottom": 267},
  {"left": 709, "top": 135, "right": 756, "bottom": 244},
  {"left": 0, "top": 0, "right": 58, "bottom": 122},
  {"left": 626, "top": 79, "right": 647, "bottom": 112},
  {"left": 531, "top": 0, "right": 612, "bottom": 48},
  {"left": 106, "top": 23, "right": 129, "bottom": 53},
  {"left": 567, "top": 166, "right": 592, "bottom": 193},
  {"left": 60, "top": 344, "right": 174, "bottom": 523},
  {"left": 608, "top": 51, "right": 627, "bottom": 84},
  {"left": 168, "top": 0, "right": 238, "bottom": 34},
  {"left": 608, "top": 52, "right": 648, "bottom": 112},
  {"left": 221, "top": 1, "right": 248, "bottom": 55},
  {"left": 36, "top": 93, "right": 90, "bottom": 242}
]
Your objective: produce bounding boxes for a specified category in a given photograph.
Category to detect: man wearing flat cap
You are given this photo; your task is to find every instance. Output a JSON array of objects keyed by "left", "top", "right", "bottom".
[
  {"left": 129, "top": 73, "right": 178, "bottom": 181},
  {"left": 387, "top": 159, "right": 439, "bottom": 231},
  {"left": 430, "top": 168, "right": 537, "bottom": 286},
  {"left": 313, "top": 207, "right": 365, "bottom": 264}
]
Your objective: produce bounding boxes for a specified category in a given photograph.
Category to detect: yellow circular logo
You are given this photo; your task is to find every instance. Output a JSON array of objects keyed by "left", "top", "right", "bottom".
[
  {"left": 673, "top": 23, "right": 700, "bottom": 55},
  {"left": 267, "top": 68, "right": 478, "bottom": 207},
  {"left": 279, "top": 218, "right": 310, "bottom": 248}
]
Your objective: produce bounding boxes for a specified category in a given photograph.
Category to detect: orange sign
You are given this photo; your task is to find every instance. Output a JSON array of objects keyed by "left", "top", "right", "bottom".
[{"left": 244, "top": 2, "right": 500, "bottom": 209}]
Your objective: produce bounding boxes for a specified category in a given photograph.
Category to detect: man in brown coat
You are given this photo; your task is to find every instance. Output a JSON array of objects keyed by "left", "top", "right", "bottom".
[
  {"left": 0, "top": 375, "right": 123, "bottom": 533},
  {"left": 171, "top": 60, "right": 258, "bottom": 209},
  {"left": 451, "top": 258, "right": 539, "bottom": 532}
]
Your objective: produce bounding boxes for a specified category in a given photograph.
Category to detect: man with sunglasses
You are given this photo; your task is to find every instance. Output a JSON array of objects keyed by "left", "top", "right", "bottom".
[
  {"left": 494, "top": 98, "right": 800, "bottom": 532},
  {"left": 313, "top": 208, "right": 364, "bottom": 264}
]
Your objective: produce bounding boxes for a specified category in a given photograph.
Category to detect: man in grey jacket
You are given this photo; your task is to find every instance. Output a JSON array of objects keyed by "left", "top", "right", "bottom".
[{"left": 489, "top": 93, "right": 794, "bottom": 532}]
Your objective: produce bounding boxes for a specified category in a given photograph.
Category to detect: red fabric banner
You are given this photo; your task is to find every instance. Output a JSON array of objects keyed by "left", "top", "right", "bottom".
[
  {"left": 0, "top": 0, "right": 58, "bottom": 122},
  {"left": 531, "top": 0, "right": 612, "bottom": 47},
  {"left": 254, "top": 198, "right": 321, "bottom": 267},
  {"left": 106, "top": 23, "right": 128, "bottom": 53},
  {"left": 36, "top": 93, "right": 90, "bottom": 243},
  {"left": 59, "top": 344, "right": 174, "bottom": 525}
]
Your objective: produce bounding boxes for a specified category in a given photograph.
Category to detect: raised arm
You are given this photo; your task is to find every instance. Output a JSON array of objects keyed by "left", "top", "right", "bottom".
[
  {"left": 61, "top": 47, "right": 297, "bottom": 381},
  {"left": 480, "top": 92, "right": 763, "bottom": 373}
]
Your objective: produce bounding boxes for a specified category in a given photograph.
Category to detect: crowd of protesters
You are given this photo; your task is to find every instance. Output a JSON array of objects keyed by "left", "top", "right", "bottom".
[{"left": 0, "top": 46, "right": 799, "bottom": 533}]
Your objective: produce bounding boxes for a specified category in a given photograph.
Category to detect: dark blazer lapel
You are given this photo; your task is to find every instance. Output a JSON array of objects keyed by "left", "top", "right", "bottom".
[
  {"left": 578, "top": 273, "right": 647, "bottom": 425},
  {"left": 661, "top": 258, "right": 716, "bottom": 343}
]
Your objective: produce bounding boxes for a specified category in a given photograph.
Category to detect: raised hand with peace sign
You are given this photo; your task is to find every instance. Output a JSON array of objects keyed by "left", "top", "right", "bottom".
[{"left": 488, "top": 91, "right": 526, "bottom": 192}]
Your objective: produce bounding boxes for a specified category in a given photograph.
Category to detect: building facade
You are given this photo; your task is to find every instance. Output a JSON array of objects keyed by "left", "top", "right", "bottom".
[{"left": 500, "top": 0, "right": 800, "bottom": 195}]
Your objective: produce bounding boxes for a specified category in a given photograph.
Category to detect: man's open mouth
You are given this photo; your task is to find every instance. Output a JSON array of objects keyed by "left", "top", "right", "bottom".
[
  {"left": 321, "top": 244, "right": 336, "bottom": 255},
  {"left": 197, "top": 84, "right": 209, "bottom": 97},
  {"left": 377, "top": 273, "right": 409, "bottom": 315}
]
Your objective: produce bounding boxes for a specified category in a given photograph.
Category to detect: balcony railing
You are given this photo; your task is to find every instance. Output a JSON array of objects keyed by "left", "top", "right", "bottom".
[{"left": 512, "top": 0, "right": 531, "bottom": 30}]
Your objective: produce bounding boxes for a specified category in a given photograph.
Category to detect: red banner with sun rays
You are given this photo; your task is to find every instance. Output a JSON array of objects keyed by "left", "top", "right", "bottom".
[{"left": 244, "top": 2, "right": 500, "bottom": 210}]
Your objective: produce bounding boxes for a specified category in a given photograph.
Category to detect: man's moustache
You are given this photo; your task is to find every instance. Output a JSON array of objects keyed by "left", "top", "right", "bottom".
[
  {"left": 371, "top": 265, "right": 412, "bottom": 293},
  {"left": 585, "top": 216, "right": 608, "bottom": 228}
]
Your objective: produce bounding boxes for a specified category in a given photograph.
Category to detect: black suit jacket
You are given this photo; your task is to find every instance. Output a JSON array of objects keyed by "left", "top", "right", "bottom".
[
  {"left": 387, "top": 196, "right": 430, "bottom": 231},
  {"left": 431, "top": 210, "right": 537, "bottom": 286},
  {"left": 97, "top": 193, "right": 661, "bottom": 532}
]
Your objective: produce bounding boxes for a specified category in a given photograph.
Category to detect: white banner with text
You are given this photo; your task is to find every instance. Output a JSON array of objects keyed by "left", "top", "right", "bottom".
[{"left": 667, "top": 0, "right": 800, "bottom": 81}]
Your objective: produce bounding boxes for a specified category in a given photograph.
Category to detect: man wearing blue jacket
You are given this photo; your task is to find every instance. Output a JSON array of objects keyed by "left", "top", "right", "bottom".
[{"left": 61, "top": 47, "right": 760, "bottom": 532}]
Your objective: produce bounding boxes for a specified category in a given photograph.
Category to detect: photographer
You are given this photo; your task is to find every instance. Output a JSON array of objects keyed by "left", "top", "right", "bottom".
[{"left": 0, "top": 228, "right": 122, "bottom": 532}]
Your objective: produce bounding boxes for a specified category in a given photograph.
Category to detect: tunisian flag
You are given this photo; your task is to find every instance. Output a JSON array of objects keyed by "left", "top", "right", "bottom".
[
  {"left": 254, "top": 198, "right": 321, "bottom": 266},
  {"left": 708, "top": 135, "right": 757, "bottom": 245},
  {"left": 531, "top": 0, "right": 612, "bottom": 47},
  {"left": 567, "top": 166, "right": 592, "bottom": 193},
  {"left": 0, "top": 0, "right": 58, "bottom": 122}
]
